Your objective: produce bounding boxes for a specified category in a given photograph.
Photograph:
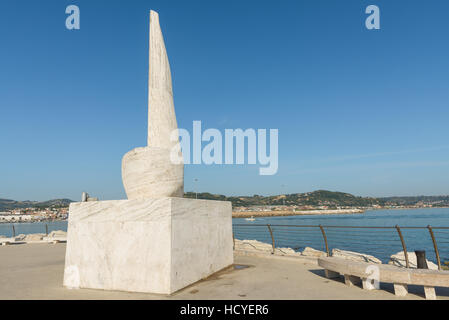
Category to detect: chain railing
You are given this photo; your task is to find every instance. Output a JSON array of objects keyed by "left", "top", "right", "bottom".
[{"left": 233, "top": 224, "right": 449, "bottom": 270}]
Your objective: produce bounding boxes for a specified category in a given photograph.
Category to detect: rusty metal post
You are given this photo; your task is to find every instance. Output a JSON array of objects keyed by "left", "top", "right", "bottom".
[
  {"left": 415, "top": 250, "right": 428, "bottom": 269},
  {"left": 427, "top": 225, "right": 442, "bottom": 270},
  {"left": 267, "top": 224, "right": 275, "bottom": 254},
  {"left": 319, "top": 225, "right": 330, "bottom": 257},
  {"left": 232, "top": 232, "right": 235, "bottom": 250},
  {"left": 395, "top": 225, "right": 409, "bottom": 268},
  {"left": 12, "top": 225, "right": 15, "bottom": 238}
]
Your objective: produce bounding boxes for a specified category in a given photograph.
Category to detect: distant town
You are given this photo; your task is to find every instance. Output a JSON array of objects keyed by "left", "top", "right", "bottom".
[
  {"left": 0, "top": 199, "right": 71, "bottom": 223},
  {"left": 1, "top": 190, "right": 448, "bottom": 223},
  {"left": 0, "top": 207, "right": 68, "bottom": 223},
  {"left": 232, "top": 200, "right": 444, "bottom": 213}
]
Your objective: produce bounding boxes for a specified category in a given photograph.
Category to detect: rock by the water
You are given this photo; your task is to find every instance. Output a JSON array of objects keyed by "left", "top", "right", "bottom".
[
  {"left": 48, "top": 230, "right": 67, "bottom": 238},
  {"left": 24, "top": 233, "right": 45, "bottom": 242},
  {"left": 234, "top": 239, "right": 302, "bottom": 257},
  {"left": 332, "top": 248, "right": 381, "bottom": 264},
  {"left": 235, "top": 239, "right": 272, "bottom": 253},
  {"left": 388, "top": 251, "right": 438, "bottom": 270},
  {"left": 301, "top": 247, "right": 327, "bottom": 257},
  {"left": 275, "top": 247, "right": 301, "bottom": 256},
  {"left": 15, "top": 234, "right": 26, "bottom": 241}
]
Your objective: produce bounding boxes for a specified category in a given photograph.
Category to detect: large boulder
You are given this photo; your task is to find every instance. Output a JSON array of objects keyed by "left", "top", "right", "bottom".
[
  {"left": 43, "top": 230, "right": 67, "bottom": 243},
  {"left": 234, "top": 239, "right": 273, "bottom": 253},
  {"left": 275, "top": 247, "right": 301, "bottom": 256},
  {"left": 301, "top": 247, "right": 327, "bottom": 258},
  {"left": 332, "top": 248, "right": 381, "bottom": 264},
  {"left": 0, "top": 237, "right": 15, "bottom": 244},
  {"left": 388, "top": 251, "right": 438, "bottom": 270},
  {"left": 24, "top": 233, "right": 45, "bottom": 242},
  {"left": 15, "top": 234, "right": 26, "bottom": 241},
  {"left": 234, "top": 239, "right": 301, "bottom": 257},
  {"left": 47, "top": 230, "right": 67, "bottom": 238}
]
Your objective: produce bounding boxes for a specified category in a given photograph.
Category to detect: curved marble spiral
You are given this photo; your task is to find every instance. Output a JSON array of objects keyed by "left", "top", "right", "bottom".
[{"left": 122, "top": 10, "right": 184, "bottom": 199}]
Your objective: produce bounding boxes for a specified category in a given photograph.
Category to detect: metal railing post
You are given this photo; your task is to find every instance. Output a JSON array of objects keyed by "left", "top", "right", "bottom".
[
  {"left": 267, "top": 224, "right": 275, "bottom": 254},
  {"left": 12, "top": 225, "right": 15, "bottom": 238},
  {"left": 232, "top": 232, "right": 235, "bottom": 250},
  {"left": 427, "top": 225, "right": 442, "bottom": 270},
  {"left": 319, "top": 225, "right": 330, "bottom": 257},
  {"left": 46, "top": 224, "right": 49, "bottom": 236},
  {"left": 395, "top": 225, "right": 410, "bottom": 268}
]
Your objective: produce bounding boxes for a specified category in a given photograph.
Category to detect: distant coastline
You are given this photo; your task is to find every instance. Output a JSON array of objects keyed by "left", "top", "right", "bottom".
[
  {"left": 232, "top": 208, "right": 364, "bottom": 218},
  {"left": 368, "top": 206, "right": 449, "bottom": 211},
  {"left": 232, "top": 206, "right": 449, "bottom": 218}
]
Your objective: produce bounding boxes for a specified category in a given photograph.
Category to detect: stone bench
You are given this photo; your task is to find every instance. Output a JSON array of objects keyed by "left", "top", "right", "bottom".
[{"left": 318, "top": 256, "right": 449, "bottom": 300}]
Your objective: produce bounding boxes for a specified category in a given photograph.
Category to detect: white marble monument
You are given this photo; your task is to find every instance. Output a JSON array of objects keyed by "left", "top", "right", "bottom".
[{"left": 63, "top": 10, "right": 233, "bottom": 295}]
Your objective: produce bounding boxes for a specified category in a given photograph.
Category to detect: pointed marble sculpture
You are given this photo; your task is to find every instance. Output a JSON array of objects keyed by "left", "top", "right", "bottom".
[
  {"left": 64, "top": 11, "right": 232, "bottom": 295},
  {"left": 122, "top": 10, "right": 183, "bottom": 200}
]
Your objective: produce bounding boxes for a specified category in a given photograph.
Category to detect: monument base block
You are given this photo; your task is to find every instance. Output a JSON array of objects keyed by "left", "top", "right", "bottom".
[{"left": 63, "top": 197, "right": 233, "bottom": 294}]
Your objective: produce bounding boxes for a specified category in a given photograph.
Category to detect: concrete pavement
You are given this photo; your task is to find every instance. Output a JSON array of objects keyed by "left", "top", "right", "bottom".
[{"left": 1, "top": 243, "right": 448, "bottom": 300}]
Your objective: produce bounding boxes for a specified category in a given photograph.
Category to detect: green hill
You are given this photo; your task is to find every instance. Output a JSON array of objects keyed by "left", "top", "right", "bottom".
[
  {"left": 1, "top": 191, "right": 448, "bottom": 211},
  {"left": 0, "top": 199, "right": 73, "bottom": 211},
  {"left": 185, "top": 190, "right": 449, "bottom": 208},
  {"left": 185, "top": 190, "right": 384, "bottom": 208}
]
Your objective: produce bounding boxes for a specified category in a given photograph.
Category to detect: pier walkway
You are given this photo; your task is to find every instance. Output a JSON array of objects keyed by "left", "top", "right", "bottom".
[{"left": 1, "top": 244, "right": 449, "bottom": 300}]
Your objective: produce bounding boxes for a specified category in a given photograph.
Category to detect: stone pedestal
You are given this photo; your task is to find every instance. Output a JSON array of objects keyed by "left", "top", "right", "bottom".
[{"left": 63, "top": 197, "right": 233, "bottom": 294}]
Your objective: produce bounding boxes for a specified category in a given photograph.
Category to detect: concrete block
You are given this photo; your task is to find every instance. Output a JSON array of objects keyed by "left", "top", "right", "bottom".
[
  {"left": 325, "top": 269, "right": 340, "bottom": 279},
  {"left": 424, "top": 286, "right": 436, "bottom": 300},
  {"left": 393, "top": 283, "right": 408, "bottom": 296},
  {"left": 344, "top": 274, "right": 361, "bottom": 286}
]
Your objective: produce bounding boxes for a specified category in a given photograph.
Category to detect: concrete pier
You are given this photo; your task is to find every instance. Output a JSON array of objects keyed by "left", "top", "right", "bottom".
[{"left": 2, "top": 244, "right": 448, "bottom": 300}]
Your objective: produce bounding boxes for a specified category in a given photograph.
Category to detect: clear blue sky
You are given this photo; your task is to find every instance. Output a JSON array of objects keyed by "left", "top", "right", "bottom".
[{"left": 1, "top": 0, "right": 449, "bottom": 201}]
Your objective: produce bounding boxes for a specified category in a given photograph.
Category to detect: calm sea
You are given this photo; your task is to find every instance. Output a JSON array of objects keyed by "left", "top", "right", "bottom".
[
  {"left": 2, "top": 208, "right": 449, "bottom": 264},
  {"left": 0, "top": 220, "right": 68, "bottom": 238},
  {"left": 233, "top": 207, "right": 449, "bottom": 264}
]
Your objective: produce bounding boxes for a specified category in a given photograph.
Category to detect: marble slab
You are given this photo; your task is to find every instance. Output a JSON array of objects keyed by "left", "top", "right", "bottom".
[{"left": 63, "top": 197, "right": 233, "bottom": 294}]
